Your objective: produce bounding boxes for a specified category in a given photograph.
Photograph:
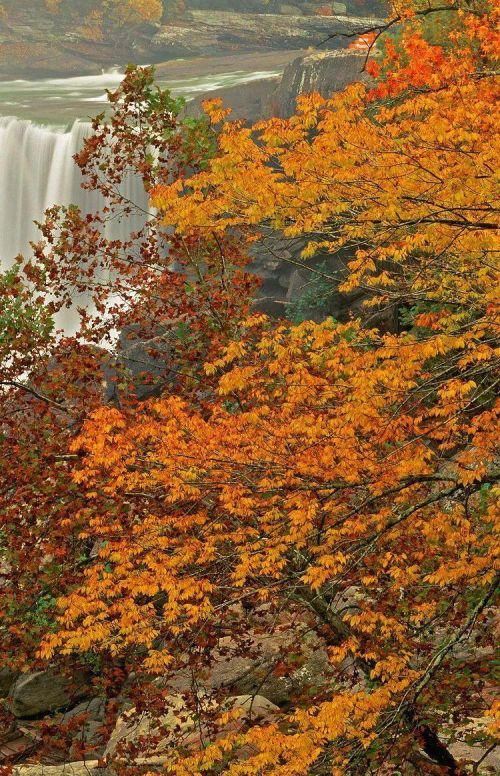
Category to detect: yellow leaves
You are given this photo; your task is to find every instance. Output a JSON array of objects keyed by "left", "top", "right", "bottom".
[
  {"left": 457, "top": 463, "right": 488, "bottom": 486},
  {"left": 346, "top": 610, "right": 407, "bottom": 642},
  {"left": 218, "top": 366, "right": 257, "bottom": 394},
  {"left": 437, "top": 378, "right": 477, "bottom": 407},
  {"left": 328, "top": 638, "right": 359, "bottom": 667},
  {"left": 202, "top": 97, "right": 232, "bottom": 126},
  {"left": 207, "top": 340, "right": 247, "bottom": 372},
  {"left": 149, "top": 34, "right": 499, "bottom": 317},
  {"left": 486, "top": 699, "right": 500, "bottom": 738},
  {"left": 301, "top": 552, "right": 348, "bottom": 591},
  {"left": 370, "top": 653, "right": 414, "bottom": 684},
  {"left": 295, "top": 92, "right": 327, "bottom": 129},
  {"left": 31, "top": 12, "right": 500, "bottom": 772}
]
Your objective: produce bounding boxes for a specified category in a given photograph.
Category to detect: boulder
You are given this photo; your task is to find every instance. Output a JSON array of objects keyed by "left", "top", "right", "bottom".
[
  {"left": 60, "top": 697, "right": 107, "bottom": 757},
  {"left": 165, "top": 627, "right": 333, "bottom": 707},
  {"left": 444, "top": 715, "right": 500, "bottom": 773},
  {"left": 104, "top": 693, "right": 278, "bottom": 759},
  {"left": 9, "top": 671, "right": 88, "bottom": 719},
  {"left": 448, "top": 741, "right": 499, "bottom": 772},
  {"left": 13, "top": 763, "right": 110, "bottom": 776}
]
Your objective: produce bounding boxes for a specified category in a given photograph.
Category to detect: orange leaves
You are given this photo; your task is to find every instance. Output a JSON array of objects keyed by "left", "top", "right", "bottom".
[
  {"left": 23, "top": 7, "right": 500, "bottom": 773},
  {"left": 150, "top": 12, "right": 499, "bottom": 330},
  {"left": 348, "top": 32, "right": 378, "bottom": 51},
  {"left": 202, "top": 97, "right": 233, "bottom": 126}
]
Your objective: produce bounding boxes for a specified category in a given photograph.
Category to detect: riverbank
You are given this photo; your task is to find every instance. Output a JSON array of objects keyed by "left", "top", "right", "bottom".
[
  {"left": 0, "top": 51, "right": 303, "bottom": 125},
  {"left": 0, "top": 7, "right": 381, "bottom": 81}
]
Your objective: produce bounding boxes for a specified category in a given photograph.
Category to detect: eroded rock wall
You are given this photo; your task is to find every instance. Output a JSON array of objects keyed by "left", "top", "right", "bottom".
[{"left": 275, "top": 48, "right": 369, "bottom": 116}]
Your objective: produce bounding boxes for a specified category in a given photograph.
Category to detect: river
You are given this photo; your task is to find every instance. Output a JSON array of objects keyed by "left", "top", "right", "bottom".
[
  {"left": 0, "top": 54, "right": 291, "bottom": 264},
  {"left": 0, "top": 65, "right": 282, "bottom": 125}
]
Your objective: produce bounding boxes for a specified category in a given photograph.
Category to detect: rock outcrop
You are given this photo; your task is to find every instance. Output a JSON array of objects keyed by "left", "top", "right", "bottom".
[
  {"left": 0, "top": 667, "right": 18, "bottom": 698},
  {"left": 163, "top": 626, "right": 334, "bottom": 707},
  {"left": 60, "top": 698, "right": 107, "bottom": 758},
  {"left": 229, "top": 49, "right": 396, "bottom": 327},
  {"left": 151, "top": 10, "right": 383, "bottom": 58},
  {"left": 185, "top": 1, "right": 386, "bottom": 15},
  {"left": 105, "top": 694, "right": 279, "bottom": 759},
  {"left": 275, "top": 48, "right": 369, "bottom": 116},
  {"left": 0, "top": 1, "right": 384, "bottom": 79},
  {"left": 13, "top": 764, "right": 110, "bottom": 776}
]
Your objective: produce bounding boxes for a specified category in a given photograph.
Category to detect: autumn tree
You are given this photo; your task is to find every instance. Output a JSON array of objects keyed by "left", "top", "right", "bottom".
[
  {"left": 0, "top": 65, "right": 257, "bottom": 761},
  {"left": 35, "top": 3, "right": 500, "bottom": 774},
  {"left": 1, "top": 2, "right": 498, "bottom": 774}
]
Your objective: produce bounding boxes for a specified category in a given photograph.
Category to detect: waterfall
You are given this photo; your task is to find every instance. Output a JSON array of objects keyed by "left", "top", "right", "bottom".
[
  {"left": 0, "top": 116, "right": 148, "bottom": 267},
  {"left": 0, "top": 116, "right": 151, "bottom": 334}
]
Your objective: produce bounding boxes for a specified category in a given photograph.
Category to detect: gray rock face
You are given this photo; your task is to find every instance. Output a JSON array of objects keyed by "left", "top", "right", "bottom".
[
  {"left": 151, "top": 11, "right": 383, "bottom": 58},
  {"left": 164, "top": 627, "right": 333, "bottom": 707},
  {"left": 275, "top": 49, "right": 369, "bottom": 116},
  {"left": 248, "top": 234, "right": 398, "bottom": 331},
  {"left": 9, "top": 671, "right": 88, "bottom": 719},
  {"left": 61, "top": 697, "right": 107, "bottom": 757},
  {"left": 234, "top": 50, "right": 398, "bottom": 330}
]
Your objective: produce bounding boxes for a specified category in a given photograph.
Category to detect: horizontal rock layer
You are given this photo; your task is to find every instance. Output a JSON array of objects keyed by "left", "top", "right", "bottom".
[{"left": 151, "top": 10, "right": 383, "bottom": 57}]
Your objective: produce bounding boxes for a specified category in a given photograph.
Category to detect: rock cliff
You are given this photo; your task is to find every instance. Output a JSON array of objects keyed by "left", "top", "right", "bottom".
[
  {"left": 184, "top": 1, "right": 387, "bottom": 15},
  {"left": 0, "top": 1, "right": 384, "bottom": 79},
  {"left": 275, "top": 48, "right": 369, "bottom": 116},
  {"left": 151, "top": 10, "right": 383, "bottom": 58}
]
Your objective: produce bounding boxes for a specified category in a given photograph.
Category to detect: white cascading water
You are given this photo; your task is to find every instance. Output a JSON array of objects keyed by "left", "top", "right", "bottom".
[
  {"left": 0, "top": 116, "right": 150, "bottom": 332},
  {"left": 0, "top": 67, "right": 279, "bottom": 330},
  {"left": 0, "top": 116, "right": 148, "bottom": 265}
]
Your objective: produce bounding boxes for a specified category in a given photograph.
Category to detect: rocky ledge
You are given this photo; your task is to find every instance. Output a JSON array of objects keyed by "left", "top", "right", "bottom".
[
  {"left": 150, "top": 10, "right": 384, "bottom": 58},
  {"left": 275, "top": 48, "right": 370, "bottom": 115},
  {"left": 0, "top": 2, "right": 384, "bottom": 79}
]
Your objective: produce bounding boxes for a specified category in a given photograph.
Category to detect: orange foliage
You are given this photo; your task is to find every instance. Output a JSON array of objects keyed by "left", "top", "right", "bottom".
[
  {"left": 2, "top": 2, "right": 499, "bottom": 774},
  {"left": 38, "top": 4, "right": 500, "bottom": 773},
  {"left": 348, "top": 32, "right": 377, "bottom": 50},
  {"left": 315, "top": 5, "right": 334, "bottom": 16}
]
